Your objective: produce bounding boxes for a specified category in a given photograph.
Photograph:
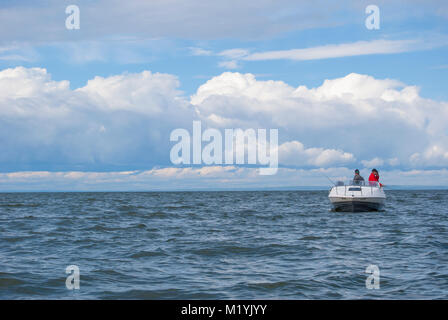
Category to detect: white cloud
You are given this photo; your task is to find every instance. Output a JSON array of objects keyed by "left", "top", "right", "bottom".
[
  {"left": 187, "top": 37, "right": 443, "bottom": 70},
  {"left": 61, "top": 42, "right": 107, "bottom": 64},
  {"left": 0, "top": 67, "right": 194, "bottom": 170},
  {"left": 189, "top": 47, "right": 213, "bottom": 56},
  {"left": 243, "top": 39, "right": 429, "bottom": 61},
  {"left": 410, "top": 144, "right": 448, "bottom": 166},
  {"left": 1, "top": 67, "right": 448, "bottom": 177},
  {"left": 218, "top": 49, "right": 250, "bottom": 59},
  {"left": 361, "top": 157, "right": 384, "bottom": 168},
  {"left": 218, "top": 60, "right": 240, "bottom": 69},
  {"left": 0, "top": 45, "right": 38, "bottom": 62},
  {"left": 296, "top": 73, "right": 405, "bottom": 101},
  {"left": 279, "top": 141, "right": 354, "bottom": 167},
  {"left": 207, "top": 36, "right": 448, "bottom": 69},
  {"left": 189, "top": 48, "right": 248, "bottom": 69},
  {"left": 191, "top": 72, "right": 293, "bottom": 105},
  {"left": 0, "top": 54, "right": 32, "bottom": 62},
  {"left": 76, "top": 70, "right": 187, "bottom": 114},
  {"left": 188, "top": 37, "right": 448, "bottom": 70},
  {"left": 216, "top": 49, "right": 250, "bottom": 69},
  {"left": 191, "top": 72, "right": 448, "bottom": 169}
]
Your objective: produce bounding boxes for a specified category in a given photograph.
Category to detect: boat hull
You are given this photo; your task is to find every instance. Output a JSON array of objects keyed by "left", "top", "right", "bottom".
[
  {"left": 328, "top": 184, "right": 386, "bottom": 212},
  {"left": 330, "top": 199, "right": 384, "bottom": 212}
]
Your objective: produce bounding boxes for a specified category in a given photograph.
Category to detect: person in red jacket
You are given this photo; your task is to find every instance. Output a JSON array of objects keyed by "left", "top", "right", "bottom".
[{"left": 368, "top": 168, "right": 383, "bottom": 187}]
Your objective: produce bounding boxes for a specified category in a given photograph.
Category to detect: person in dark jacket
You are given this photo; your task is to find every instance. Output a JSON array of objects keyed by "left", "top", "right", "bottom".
[{"left": 353, "top": 169, "right": 365, "bottom": 185}]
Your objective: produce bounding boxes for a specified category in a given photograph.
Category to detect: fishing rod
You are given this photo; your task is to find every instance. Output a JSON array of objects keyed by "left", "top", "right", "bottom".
[{"left": 320, "top": 173, "right": 336, "bottom": 186}]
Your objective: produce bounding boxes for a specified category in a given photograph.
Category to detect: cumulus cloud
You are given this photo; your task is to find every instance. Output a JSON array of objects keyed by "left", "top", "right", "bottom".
[
  {"left": 0, "top": 67, "right": 194, "bottom": 171},
  {"left": 410, "top": 145, "right": 448, "bottom": 166},
  {"left": 191, "top": 72, "right": 448, "bottom": 170},
  {"left": 279, "top": 141, "right": 354, "bottom": 167},
  {"left": 1, "top": 67, "right": 448, "bottom": 177},
  {"left": 76, "top": 71, "right": 186, "bottom": 114}
]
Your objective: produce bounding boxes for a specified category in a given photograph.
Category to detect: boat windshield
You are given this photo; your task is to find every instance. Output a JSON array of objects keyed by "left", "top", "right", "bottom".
[{"left": 335, "top": 180, "right": 381, "bottom": 187}]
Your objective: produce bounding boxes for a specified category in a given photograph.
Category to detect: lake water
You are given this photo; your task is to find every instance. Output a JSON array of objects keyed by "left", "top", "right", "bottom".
[{"left": 0, "top": 190, "right": 447, "bottom": 299}]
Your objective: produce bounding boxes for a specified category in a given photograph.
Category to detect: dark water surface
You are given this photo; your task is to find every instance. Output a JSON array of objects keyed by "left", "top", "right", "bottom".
[{"left": 0, "top": 190, "right": 447, "bottom": 299}]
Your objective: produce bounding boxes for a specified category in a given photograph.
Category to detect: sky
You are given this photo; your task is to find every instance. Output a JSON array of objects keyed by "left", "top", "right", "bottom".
[{"left": 0, "top": 0, "right": 448, "bottom": 191}]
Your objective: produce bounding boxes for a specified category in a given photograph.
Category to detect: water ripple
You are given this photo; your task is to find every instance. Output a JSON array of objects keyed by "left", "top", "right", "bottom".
[{"left": 0, "top": 190, "right": 447, "bottom": 299}]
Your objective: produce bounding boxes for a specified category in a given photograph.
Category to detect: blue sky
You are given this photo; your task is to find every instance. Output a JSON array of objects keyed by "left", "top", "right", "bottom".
[{"left": 0, "top": 0, "right": 448, "bottom": 190}]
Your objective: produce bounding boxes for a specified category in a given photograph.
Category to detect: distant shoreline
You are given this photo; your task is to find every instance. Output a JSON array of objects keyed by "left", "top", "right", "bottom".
[{"left": 1, "top": 186, "right": 448, "bottom": 193}]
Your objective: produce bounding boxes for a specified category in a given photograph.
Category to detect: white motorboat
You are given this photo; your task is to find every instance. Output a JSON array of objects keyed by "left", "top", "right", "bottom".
[{"left": 328, "top": 180, "right": 386, "bottom": 212}]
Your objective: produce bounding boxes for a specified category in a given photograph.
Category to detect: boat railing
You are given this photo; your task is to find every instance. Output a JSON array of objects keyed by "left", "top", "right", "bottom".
[
  {"left": 331, "top": 180, "right": 383, "bottom": 196},
  {"left": 334, "top": 180, "right": 381, "bottom": 187}
]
